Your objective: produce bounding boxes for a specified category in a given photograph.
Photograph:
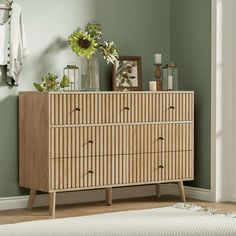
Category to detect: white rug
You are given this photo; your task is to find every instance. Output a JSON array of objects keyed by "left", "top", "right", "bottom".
[{"left": 0, "top": 203, "right": 236, "bottom": 236}]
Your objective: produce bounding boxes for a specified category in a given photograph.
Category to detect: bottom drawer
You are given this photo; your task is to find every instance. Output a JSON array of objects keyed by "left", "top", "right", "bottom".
[
  {"left": 157, "top": 151, "right": 193, "bottom": 182},
  {"left": 126, "top": 151, "right": 193, "bottom": 184},
  {"left": 50, "top": 155, "right": 159, "bottom": 190},
  {"left": 50, "top": 151, "right": 193, "bottom": 190},
  {"left": 50, "top": 156, "right": 110, "bottom": 190}
]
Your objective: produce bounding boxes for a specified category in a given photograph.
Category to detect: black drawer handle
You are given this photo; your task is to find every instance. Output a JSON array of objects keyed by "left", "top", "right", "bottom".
[
  {"left": 159, "top": 165, "right": 164, "bottom": 169},
  {"left": 159, "top": 137, "right": 164, "bottom": 141},
  {"left": 88, "top": 170, "right": 94, "bottom": 174},
  {"left": 169, "top": 106, "right": 175, "bottom": 110},
  {"left": 88, "top": 140, "right": 94, "bottom": 144},
  {"left": 124, "top": 107, "right": 130, "bottom": 110},
  {"left": 75, "top": 108, "right": 81, "bottom": 111}
]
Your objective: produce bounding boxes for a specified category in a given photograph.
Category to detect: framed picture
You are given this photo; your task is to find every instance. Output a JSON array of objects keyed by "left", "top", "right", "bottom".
[{"left": 112, "top": 56, "right": 142, "bottom": 91}]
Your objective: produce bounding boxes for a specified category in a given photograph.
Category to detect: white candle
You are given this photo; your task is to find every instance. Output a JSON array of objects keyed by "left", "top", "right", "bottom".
[
  {"left": 155, "top": 54, "right": 162, "bottom": 64},
  {"left": 168, "top": 75, "right": 173, "bottom": 90},
  {"left": 69, "top": 75, "right": 75, "bottom": 83},
  {"left": 149, "top": 81, "right": 156, "bottom": 91}
]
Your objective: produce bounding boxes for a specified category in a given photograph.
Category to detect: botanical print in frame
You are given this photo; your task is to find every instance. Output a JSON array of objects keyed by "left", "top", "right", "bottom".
[{"left": 112, "top": 56, "right": 142, "bottom": 91}]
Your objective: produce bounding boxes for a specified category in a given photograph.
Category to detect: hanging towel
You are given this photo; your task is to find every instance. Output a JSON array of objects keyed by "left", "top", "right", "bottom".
[{"left": 6, "top": 1, "right": 29, "bottom": 86}]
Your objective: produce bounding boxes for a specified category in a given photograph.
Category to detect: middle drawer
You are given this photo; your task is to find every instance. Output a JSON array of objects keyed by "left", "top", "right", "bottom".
[{"left": 50, "top": 123, "right": 192, "bottom": 158}]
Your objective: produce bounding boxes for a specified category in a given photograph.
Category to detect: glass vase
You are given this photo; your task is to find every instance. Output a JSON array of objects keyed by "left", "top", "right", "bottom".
[{"left": 80, "top": 56, "right": 100, "bottom": 91}]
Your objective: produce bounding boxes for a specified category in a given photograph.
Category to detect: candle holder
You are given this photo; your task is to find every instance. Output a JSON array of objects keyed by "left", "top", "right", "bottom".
[
  {"left": 154, "top": 63, "right": 162, "bottom": 91},
  {"left": 162, "top": 63, "right": 178, "bottom": 91},
  {"left": 63, "top": 63, "right": 79, "bottom": 91}
]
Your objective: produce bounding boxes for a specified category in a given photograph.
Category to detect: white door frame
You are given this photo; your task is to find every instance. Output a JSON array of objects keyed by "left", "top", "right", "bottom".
[
  {"left": 211, "top": 0, "right": 217, "bottom": 202},
  {"left": 211, "top": 0, "right": 235, "bottom": 202}
]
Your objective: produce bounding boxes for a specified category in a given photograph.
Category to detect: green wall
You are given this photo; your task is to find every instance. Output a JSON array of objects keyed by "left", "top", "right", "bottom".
[
  {"left": 170, "top": 0, "right": 211, "bottom": 189},
  {"left": 94, "top": 0, "right": 171, "bottom": 90},
  {"left": 0, "top": 0, "right": 171, "bottom": 198}
]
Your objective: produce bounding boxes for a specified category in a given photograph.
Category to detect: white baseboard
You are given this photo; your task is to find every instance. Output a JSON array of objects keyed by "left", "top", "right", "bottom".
[
  {"left": 0, "top": 184, "right": 212, "bottom": 211},
  {"left": 229, "top": 195, "right": 236, "bottom": 203},
  {"left": 165, "top": 184, "right": 213, "bottom": 202}
]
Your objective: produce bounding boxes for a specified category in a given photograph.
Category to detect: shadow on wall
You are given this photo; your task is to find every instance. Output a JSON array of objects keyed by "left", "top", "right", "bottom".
[
  {"left": 26, "top": 37, "right": 68, "bottom": 85},
  {"left": 37, "top": 37, "right": 68, "bottom": 72},
  {"left": 34, "top": 37, "right": 68, "bottom": 78},
  {"left": 0, "top": 66, "right": 8, "bottom": 86},
  {"left": 97, "top": 54, "right": 113, "bottom": 91}
]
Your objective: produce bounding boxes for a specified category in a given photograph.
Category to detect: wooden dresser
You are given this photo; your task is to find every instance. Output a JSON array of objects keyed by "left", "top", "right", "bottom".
[{"left": 19, "top": 91, "right": 194, "bottom": 217}]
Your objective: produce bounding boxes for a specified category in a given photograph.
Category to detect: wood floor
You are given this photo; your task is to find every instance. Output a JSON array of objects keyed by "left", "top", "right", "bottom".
[{"left": 0, "top": 195, "right": 236, "bottom": 224}]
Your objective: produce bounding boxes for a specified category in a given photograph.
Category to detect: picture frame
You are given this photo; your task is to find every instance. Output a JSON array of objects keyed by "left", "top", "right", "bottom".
[{"left": 112, "top": 56, "right": 142, "bottom": 91}]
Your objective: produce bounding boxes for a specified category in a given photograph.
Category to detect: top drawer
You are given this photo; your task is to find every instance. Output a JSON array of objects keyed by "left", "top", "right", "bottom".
[{"left": 49, "top": 92, "right": 193, "bottom": 125}]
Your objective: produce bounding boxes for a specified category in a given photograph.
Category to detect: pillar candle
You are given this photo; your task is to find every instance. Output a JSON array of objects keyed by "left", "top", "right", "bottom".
[
  {"left": 168, "top": 75, "right": 173, "bottom": 90},
  {"left": 149, "top": 81, "right": 156, "bottom": 91},
  {"left": 155, "top": 54, "right": 162, "bottom": 64},
  {"left": 69, "top": 74, "right": 75, "bottom": 83}
]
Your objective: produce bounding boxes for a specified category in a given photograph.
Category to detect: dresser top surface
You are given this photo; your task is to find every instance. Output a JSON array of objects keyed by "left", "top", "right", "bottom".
[{"left": 19, "top": 91, "right": 194, "bottom": 95}]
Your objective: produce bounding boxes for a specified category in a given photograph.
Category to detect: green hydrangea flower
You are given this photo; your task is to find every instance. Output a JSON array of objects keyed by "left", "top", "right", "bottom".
[{"left": 68, "top": 31, "right": 98, "bottom": 58}]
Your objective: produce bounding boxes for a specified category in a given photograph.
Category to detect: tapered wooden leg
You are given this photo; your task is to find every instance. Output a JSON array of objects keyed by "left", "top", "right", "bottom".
[
  {"left": 106, "top": 187, "right": 112, "bottom": 206},
  {"left": 49, "top": 192, "right": 56, "bottom": 217},
  {"left": 178, "top": 181, "right": 186, "bottom": 202},
  {"left": 27, "top": 189, "right": 37, "bottom": 210},
  {"left": 156, "top": 183, "right": 161, "bottom": 198}
]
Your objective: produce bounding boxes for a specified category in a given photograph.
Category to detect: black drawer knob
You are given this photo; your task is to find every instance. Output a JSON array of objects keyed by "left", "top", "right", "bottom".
[
  {"left": 75, "top": 108, "right": 81, "bottom": 111},
  {"left": 159, "top": 165, "right": 164, "bottom": 169},
  {"left": 124, "top": 107, "right": 130, "bottom": 110},
  {"left": 88, "top": 170, "right": 94, "bottom": 174},
  {"left": 88, "top": 140, "right": 94, "bottom": 144},
  {"left": 169, "top": 106, "right": 175, "bottom": 110},
  {"left": 159, "top": 137, "right": 164, "bottom": 141}
]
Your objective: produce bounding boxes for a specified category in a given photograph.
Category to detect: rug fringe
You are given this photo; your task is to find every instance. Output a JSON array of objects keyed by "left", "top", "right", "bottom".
[{"left": 173, "top": 203, "right": 236, "bottom": 218}]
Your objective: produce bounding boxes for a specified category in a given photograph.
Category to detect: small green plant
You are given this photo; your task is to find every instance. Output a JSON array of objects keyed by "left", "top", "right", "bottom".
[{"left": 33, "top": 73, "right": 70, "bottom": 92}]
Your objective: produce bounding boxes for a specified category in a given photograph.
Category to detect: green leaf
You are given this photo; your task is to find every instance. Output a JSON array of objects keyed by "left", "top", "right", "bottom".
[
  {"left": 126, "top": 79, "right": 133, "bottom": 86},
  {"left": 60, "top": 75, "right": 70, "bottom": 88},
  {"left": 33, "top": 83, "right": 44, "bottom": 92}
]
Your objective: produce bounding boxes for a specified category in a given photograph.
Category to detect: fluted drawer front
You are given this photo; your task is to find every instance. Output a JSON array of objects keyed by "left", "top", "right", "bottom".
[
  {"left": 50, "top": 150, "right": 193, "bottom": 190},
  {"left": 50, "top": 126, "right": 128, "bottom": 158},
  {"left": 50, "top": 155, "right": 126, "bottom": 190},
  {"left": 158, "top": 151, "right": 193, "bottom": 181},
  {"left": 126, "top": 151, "right": 193, "bottom": 185},
  {"left": 50, "top": 93, "right": 129, "bottom": 125},
  {"left": 49, "top": 92, "right": 193, "bottom": 125},
  {"left": 49, "top": 154, "right": 145, "bottom": 190},
  {"left": 127, "top": 123, "right": 193, "bottom": 154},
  {"left": 128, "top": 92, "right": 193, "bottom": 123},
  {"left": 50, "top": 154, "right": 158, "bottom": 190},
  {"left": 124, "top": 154, "right": 159, "bottom": 184},
  {"left": 50, "top": 123, "right": 192, "bottom": 159},
  {"left": 50, "top": 156, "right": 109, "bottom": 190}
]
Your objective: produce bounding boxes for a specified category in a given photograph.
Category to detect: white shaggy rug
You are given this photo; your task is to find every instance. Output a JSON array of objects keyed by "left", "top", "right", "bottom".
[{"left": 0, "top": 203, "right": 236, "bottom": 236}]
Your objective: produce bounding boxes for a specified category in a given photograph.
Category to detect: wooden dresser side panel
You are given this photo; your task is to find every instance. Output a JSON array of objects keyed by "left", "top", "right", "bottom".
[
  {"left": 19, "top": 92, "right": 50, "bottom": 192},
  {"left": 191, "top": 92, "right": 194, "bottom": 180}
]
